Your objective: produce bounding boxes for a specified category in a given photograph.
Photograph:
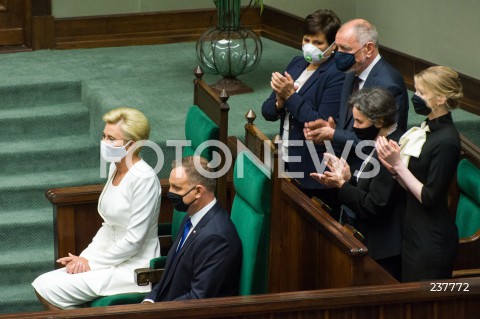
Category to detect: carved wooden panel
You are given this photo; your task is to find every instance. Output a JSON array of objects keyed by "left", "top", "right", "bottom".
[
  {"left": 0, "top": 0, "right": 25, "bottom": 46},
  {"left": 0, "top": 0, "right": 51, "bottom": 49}
]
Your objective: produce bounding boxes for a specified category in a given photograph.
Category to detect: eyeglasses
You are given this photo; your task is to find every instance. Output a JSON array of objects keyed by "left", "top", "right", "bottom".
[{"left": 353, "top": 42, "right": 370, "bottom": 55}]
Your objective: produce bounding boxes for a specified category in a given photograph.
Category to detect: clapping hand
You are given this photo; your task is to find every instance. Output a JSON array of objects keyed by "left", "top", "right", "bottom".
[
  {"left": 310, "top": 153, "right": 350, "bottom": 188},
  {"left": 375, "top": 136, "right": 401, "bottom": 174},
  {"left": 270, "top": 71, "right": 296, "bottom": 100},
  {"left": 304, "top": 117, "right": 336, "bottom": 145}
]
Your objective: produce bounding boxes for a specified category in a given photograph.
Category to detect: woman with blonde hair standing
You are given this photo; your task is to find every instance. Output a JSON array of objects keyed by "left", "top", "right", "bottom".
[
  {"left": 376, "top": 66, "right": 463, "bottom": 282},
  {"left": 33, "top": 107, "right": 161, "bottom": 309}
]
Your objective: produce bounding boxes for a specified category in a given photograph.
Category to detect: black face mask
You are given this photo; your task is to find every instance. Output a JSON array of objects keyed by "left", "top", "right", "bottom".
[
  {"left": 353, "top": 124, "right": 380, "bottom": 141},
  {"left": 411, "top": 94, "right": 432, "bottom": 115},
  {"left": 167, "top": 186, "right": 197, "bottom": 212},
  {"left": 334, "top": 51, "right": 356, "bottom": 72},
  {"left": 333, "top": 43, "right": 366, "bottom": 72}
]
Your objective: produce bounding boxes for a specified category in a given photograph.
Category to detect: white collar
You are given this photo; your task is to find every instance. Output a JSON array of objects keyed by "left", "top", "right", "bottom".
[
  {"left": 358, "top": 54, "right": 382, "bottom": 83},
  {"left": 385, "top": 123, "right": 398, "bottom": 137},
  {"left": 190, "top": 198, "right": 217, "bottom": 228},
  {"left": 356, "top": 147, "right": 377, "bottom": 181}
]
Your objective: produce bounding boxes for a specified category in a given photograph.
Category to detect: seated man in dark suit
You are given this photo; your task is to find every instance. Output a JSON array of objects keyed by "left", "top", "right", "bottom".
[
  {"left": 143, "top": 156, "right": 242, "bottom": 303},
  {"left": 304, "top": 19, "right": 409, "bottom": 174}
]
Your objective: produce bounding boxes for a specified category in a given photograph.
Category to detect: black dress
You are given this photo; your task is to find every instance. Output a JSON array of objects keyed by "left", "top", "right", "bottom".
[
  {"left": 402, "top": 113, "right": 460, "bottom": 282},
  {"left": 338, "top": 129, "right": 406, "bottom": 281}
]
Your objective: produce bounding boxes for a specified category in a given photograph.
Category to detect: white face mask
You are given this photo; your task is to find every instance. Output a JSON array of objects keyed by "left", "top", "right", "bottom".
[
  {"left": 100, "top": 140, "right": 132, "bottom": 162},
  {"left": 302, "top": 42, "right": 335, "bottom": 64}
]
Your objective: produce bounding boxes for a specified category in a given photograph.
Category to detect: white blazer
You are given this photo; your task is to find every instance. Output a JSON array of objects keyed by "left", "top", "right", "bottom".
[{"left": 79, "top": 160, "right": 161, "bottom": 295}]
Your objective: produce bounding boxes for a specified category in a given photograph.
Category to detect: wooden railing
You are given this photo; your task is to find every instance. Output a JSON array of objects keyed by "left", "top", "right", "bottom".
[
  {"left": 2, "top": 277, "right": 479, "bottom": 319},
  {"left": 269, "top": 177, "right": 397, "bottom": 292},
  {"left": 235, "top": 111, "right": 397, "bottom": 292}
]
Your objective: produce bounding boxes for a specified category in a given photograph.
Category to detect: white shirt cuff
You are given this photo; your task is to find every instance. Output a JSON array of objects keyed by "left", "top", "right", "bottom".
[{"left": 142, "top": 299, "right": 155, "bottom": 304}]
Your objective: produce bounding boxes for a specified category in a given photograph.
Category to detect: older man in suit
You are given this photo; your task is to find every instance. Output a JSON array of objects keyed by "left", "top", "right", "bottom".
[
  {"left": 143, "top": 156, "right": 242, "bottom": 303},
  {"left": 304, "top": 19, "right": 409, "bottom": 173}
]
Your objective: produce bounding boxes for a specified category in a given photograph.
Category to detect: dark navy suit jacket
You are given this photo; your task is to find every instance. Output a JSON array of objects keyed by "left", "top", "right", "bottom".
[
  {"left": 333, "top": 57, "right": 409, "bottom": 171},
  {"left": 144, "top": 202, "right": 242, "bottom": 302},
  {"left": 261, "top": 55, "right": 345, "bottom": 189}
]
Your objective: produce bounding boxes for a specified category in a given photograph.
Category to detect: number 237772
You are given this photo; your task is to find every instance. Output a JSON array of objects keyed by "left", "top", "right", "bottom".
[{"left": 430, "top": 282, "right": 469, "bottom": 292}]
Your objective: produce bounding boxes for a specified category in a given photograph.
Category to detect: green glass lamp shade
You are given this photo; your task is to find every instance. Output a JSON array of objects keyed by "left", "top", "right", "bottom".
[{"left": 196, "top": 27, "right": 262, "bottom": 77}]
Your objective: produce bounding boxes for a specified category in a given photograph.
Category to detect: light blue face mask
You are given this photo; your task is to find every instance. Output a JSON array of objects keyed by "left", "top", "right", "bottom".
[{"left": 302, "top": 42, "right": 335, "bottom": 64}]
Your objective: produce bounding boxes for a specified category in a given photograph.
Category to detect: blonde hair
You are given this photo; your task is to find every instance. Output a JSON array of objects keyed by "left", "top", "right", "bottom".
[
  {"left": 103, "top": 107, "right": 150, "bottom": 154},
  {"left": 414, "top": 66, "right": 463, "bottom": 110}
]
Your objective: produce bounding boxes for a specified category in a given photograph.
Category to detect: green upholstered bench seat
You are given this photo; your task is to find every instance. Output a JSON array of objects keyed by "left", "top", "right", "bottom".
[
  {"left": 456, "top": 159, "right": 480, "bottom": 238},
  {"left": 89, "top": 293, "right": 146, "bottom": 307}
]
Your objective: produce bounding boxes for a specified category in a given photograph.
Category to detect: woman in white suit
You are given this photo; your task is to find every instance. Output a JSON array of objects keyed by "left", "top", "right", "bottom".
[{"left": 32, "top": 107, "right": 161, "bottom": 310}]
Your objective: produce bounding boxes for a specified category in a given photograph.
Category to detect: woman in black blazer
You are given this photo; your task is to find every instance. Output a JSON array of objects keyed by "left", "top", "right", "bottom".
[{"left": 311, "top": 88, "right": 405, "bottom": 281}]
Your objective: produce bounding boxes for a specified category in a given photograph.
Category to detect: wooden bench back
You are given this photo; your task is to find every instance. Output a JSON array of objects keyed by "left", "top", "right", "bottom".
[
  {"left": 450, "top": 134, "right": 480, "bottom": 276},
  {"left": 192, "top": 66, "right": 230, "bottom": 208}
]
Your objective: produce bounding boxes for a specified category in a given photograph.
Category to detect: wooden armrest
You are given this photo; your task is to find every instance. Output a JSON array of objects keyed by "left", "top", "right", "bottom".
[
  {"left": 311, "top": 196, "right": 333, "bottom": 215},
  {"left": 46, "top": 179, "right": 171, "bottom": 205},
  {"left": 46, "top": 184, "right": 104, "bottom": 205},
  {"left": 459, "top": 228, "right": 480, "bottom": 244},
  {"left": 343, "top": 223, "right": 365, "bottom": 242},
  {"left": 312, "top": 195, "right": 364, "bottom": 242},
  {"left": 135, "top": 268, "right": 165, "bottom": 286},
  {"left": 452, "top": 268, "right": 480, "bottom": 278},
  {"left": 454, "top": 228, "right": 480, "bottom": 270}
]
